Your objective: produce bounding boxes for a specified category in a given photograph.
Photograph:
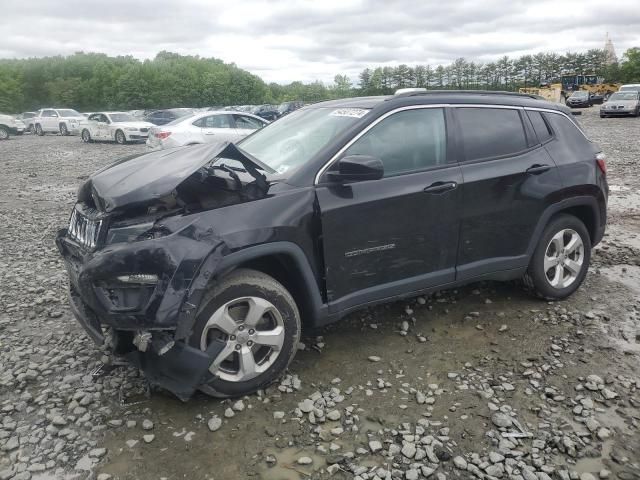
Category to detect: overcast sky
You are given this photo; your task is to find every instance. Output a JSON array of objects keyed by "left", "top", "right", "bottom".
[{"left": 2, "top": 0, "right": 639, "bottom": 84}]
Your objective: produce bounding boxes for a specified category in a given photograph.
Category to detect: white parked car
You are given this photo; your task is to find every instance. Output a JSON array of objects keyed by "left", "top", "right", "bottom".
[
  {"left": 0, "top": 114, "right": 25, "bottom": 140},
  {"left": 33, "top": 108, "right": 85, "bottom": 136},
  {"left": 619, "top": 84, "right": 640, "bottom": 93},
  {"left": 146, "top": 110, "right": 268, "bottom": 150},
  {"left": 80, "top": 112, "right": 155, "bottom": 144}
]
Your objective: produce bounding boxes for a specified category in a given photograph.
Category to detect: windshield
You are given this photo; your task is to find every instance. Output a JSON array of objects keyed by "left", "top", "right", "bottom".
[
  {"left": 109, "top": 113, "right": 136, "bottom": 122},
  {"left": 58, "top": 109, "right": 81, "bottom": 117},
  {"left": 609, "top": 92, "right": 638, "bottom": 101},
  {"left": 571, "top": 91, "right": 588, "bottom": 98},
  {"left": 239, "top": 107, "right": 370, "bottom": 175},
  {"left": 620, "top": 86, "right": 640, "bottom": 92}
]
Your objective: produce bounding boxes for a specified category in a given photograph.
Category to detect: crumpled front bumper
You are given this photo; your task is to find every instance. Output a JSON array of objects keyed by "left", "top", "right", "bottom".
[{"left": 56, "top": 226, "right": 228, "bottom": 399}]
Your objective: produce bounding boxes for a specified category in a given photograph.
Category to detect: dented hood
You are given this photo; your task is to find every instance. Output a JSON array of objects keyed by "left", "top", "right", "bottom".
[{"left": 83, "top": 142, "right": 270, "bottom": 213}]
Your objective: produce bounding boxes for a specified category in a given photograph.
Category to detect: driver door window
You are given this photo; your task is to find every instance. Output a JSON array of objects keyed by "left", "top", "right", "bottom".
[{"left": 343, "top": 108, "right": 447, "bottom": 177}]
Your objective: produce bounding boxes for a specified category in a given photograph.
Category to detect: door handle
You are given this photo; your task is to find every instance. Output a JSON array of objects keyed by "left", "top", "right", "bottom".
[
  {"left": 526, "top": 164, "right": 551, "bottom": 174},
  {"left": 423, "top": 181, "right": 457, "bottom": 194},
  {"left": 204, "top": 131, "right": 216, "bottom": 135}
]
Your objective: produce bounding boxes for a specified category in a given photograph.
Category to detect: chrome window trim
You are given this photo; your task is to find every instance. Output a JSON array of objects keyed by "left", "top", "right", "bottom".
[
  {"left": 523, "top": 107, "right": 590, "bottom": 140},
  {"left": 313, "top": 103, "right": 586, "bottom": 185}
]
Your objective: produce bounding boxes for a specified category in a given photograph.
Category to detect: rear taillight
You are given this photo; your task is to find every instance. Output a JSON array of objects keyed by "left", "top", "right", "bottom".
[
  {"left": 596, "top": 152, "right": 607, "bottom": 175},
  {"left": 155, "top": 131, "right": 171, "bottom": 140}
]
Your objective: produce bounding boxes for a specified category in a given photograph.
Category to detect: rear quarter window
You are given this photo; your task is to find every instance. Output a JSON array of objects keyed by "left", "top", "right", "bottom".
[
  {"left": 456, "top": 107, "right": 528, "bottom": 161},
  {"left": 542, "top": 112, "right": 595, "bottom": 164},
  {"left": 526, "top": 110, "right": 553, "bottom": 143}
]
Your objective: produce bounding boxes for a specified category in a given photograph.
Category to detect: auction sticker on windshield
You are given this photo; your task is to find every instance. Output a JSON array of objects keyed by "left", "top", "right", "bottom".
[{"left": 330, "top": 108, "right": 368, "bottom": 118}]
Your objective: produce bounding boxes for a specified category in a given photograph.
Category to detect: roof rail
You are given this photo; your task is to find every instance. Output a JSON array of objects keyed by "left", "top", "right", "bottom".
[{"left": 391, "top": 89, "right": 543, "bottom": 100}]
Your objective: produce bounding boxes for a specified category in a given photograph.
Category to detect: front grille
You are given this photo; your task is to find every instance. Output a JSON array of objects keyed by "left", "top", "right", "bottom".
[
  {"left": 140, "top": 128, "right": 149, "bottom": 133},
  {"left": 68, "top": 207, "right": 104, "bottom": 250}
]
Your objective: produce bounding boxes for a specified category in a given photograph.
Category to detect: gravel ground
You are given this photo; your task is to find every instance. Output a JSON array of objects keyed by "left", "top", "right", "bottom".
[{"left": 0, "top": 107, "right": 639, "bottom": 480}]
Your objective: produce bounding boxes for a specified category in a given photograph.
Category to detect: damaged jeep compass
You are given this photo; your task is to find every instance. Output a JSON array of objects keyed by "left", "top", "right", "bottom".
[{"left": 57, "top": 90, "right": 608, "bottom": 400}]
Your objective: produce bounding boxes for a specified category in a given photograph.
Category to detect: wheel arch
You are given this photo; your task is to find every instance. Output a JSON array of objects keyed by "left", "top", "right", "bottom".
[
  {"left": 174, "top": 242, "right": 327, "bottom": 341},
  {"left": 526, "top": 196, "right": 603, "bottom": 258}
]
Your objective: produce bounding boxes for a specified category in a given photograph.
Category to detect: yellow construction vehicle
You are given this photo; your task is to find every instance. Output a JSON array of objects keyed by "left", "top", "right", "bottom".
[{"left": 519, "top": 75, "right": 620, "bottom": 103}]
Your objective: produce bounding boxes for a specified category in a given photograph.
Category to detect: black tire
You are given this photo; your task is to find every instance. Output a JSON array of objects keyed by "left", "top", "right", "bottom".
[
  {"left": 523, "top": 214, "right": 591, "bottom": 300},
  {"left": 60, "top": 123, "right": 69, "bottom": 136},
  {"left": 35, "top": 124, "right": 44, "bottom": 136},
  {"left": 81, "top": 129, "right": 92, "bottom": 143},
  {"left": 27, "top": 124, "right": 34, "bottom": 134},
  {"left": 115, "top": 129, "right": 126, "bottom": 144},
  {"left": 600, "top": 114, "right": 606, "bottom": 118},
  {"left": 0, "top": 126, "right": 9, "bottom": 140},
  {"left": 190, "top": 268, "right": 301, "bottom": 398}
]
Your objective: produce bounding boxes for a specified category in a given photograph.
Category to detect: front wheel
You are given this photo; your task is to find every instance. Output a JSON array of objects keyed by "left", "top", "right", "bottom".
[
  {"left": 523, "top": 214, "right": 591, "bottom": 300},
  {"left": 191, "top": 269, "right": 301, "bottom": 398},
  {"left": 81, "top": 129, "right": 92, "bottom": 143},
  {"left": 115, "top": 129, "right": 126, "bottom": 144},
  {"left": 60, "top": 123, "right": 69, "bottom": 136},
  {"left": 0, "top": 126, "right": 9, "bottom": 140},
  {"left": 35, "top": 124, "right": 44, "bottom": 136}
]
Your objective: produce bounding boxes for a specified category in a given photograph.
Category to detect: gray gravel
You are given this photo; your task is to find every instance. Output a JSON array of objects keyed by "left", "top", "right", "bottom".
[{"left": 0, "top": 109, "right": 639, "bottom": 480}]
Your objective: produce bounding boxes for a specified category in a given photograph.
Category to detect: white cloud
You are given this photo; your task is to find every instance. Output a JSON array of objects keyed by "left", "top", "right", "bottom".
[{"left": 1, "top": 0, "right": 638, "bottom": 83}]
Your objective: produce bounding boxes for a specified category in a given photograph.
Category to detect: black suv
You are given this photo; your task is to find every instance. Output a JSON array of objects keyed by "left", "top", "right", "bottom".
[{"left": 56, "top": 91, "right": 608, "bottom": 400}]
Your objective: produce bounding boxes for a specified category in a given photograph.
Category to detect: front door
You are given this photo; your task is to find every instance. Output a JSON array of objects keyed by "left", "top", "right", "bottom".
[{"left": 315, "top": 107, "right": 462, "bottom": 311}]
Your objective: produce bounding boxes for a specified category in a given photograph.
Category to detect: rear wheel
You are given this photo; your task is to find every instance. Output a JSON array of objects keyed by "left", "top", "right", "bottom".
[
  {"left": 27, "top": 124, "right": 34, "bottom": 134},
  {"left": 191, "top": 269, "right": 300, "bottom": 398},
  {"left": 81, "top": 129, "right": 92, "bottom": 143},
  {"left": 523, "top": 214, "right": 591, "bottom": 300},
  {"left": 60, "top": 123, "right": 69, "bottom": 136},
  {"left": 0, "top": 126, "right": 9, "bottom": 140},
  {"left": 115, "top": 129, "right": 126, "bottom": 144}
]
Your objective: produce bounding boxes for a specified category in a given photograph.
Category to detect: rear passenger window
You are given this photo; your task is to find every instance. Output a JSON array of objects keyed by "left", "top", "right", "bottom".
[
  {"left": 344, "top": 108, "right": 447, "bottom": 177},
  {"left": 457, "top": 108, "right": 527, "bottom": 161},
  {"left": 526, "top": 111, "right": 553, "bottom": 143}
]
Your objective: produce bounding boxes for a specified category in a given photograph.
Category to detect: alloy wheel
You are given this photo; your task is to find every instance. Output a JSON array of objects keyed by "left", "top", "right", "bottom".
[
  {"left": 544, "top": 229, "right": 584, "bottom": 289},
  {"left": 200, "top": 296, "right": 285, "bottom": 382},
  {"left": 0, "top": 128, "right": 8, "bottom": 140}
]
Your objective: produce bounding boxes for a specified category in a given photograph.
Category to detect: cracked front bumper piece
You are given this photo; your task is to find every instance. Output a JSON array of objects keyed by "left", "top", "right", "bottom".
[{"left": 55, "top": 225, "right": 226, "bottom": 400}]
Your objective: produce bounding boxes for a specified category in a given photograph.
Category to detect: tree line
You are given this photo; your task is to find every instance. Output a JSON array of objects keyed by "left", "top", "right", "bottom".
[{"left": 1, "top": 48, "right": 639, "bottom": 113}]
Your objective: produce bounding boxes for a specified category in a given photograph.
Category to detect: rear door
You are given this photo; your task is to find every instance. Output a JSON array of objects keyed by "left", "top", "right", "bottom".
[
  {"left": 232, "top": 114, "right": 266, "bottom": 140},
  {"left": 316, "top": 107, "right": 462, "bottom": 311},
  {"left": 453, "top": 106, "right": 563, "bottom": 280}
]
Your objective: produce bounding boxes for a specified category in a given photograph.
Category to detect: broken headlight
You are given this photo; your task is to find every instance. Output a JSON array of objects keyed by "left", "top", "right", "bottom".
[{"left": 105, "top": 222, "right": 169, "bottom": 245}]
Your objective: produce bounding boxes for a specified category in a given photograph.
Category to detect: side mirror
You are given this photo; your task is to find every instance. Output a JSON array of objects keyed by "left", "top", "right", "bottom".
[{"left": 327, "top": 155, "right": 384, "bottom": 183}]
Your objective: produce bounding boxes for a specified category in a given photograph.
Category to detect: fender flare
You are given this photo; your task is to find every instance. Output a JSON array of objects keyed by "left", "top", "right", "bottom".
[
  {"left": 525, "top": 195, "right": 602, "bottom": 258},
  {"left": 174, "top": 241, "right": 327, "bottom": 340}
]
